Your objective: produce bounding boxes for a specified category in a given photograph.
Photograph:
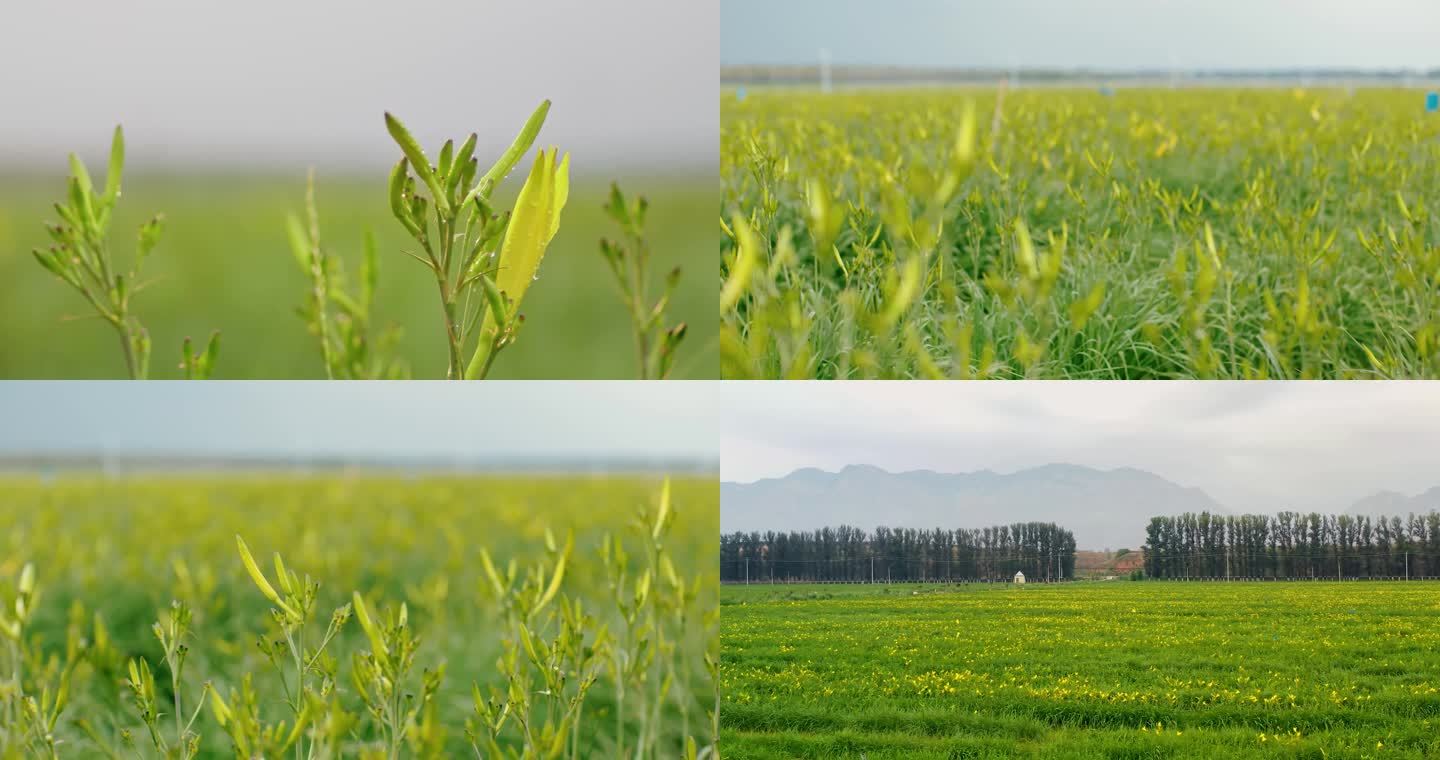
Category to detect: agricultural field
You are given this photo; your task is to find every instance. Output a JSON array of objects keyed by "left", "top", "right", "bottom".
[
  {"left": 721, "top": 581, "right": 1440, "bottom": 758},
  {"left": 0, "top": 475, "right": 718, "bottom": 758},
  {"left": 0, "top": 174, "right": 716, "bottom": 379},
  {"left": 720, "top": 88, "right": 1440, "bottom": 378}
]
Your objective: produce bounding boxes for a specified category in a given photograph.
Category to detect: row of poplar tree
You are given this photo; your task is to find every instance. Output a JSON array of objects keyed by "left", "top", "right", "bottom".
[
  {"left": 719, "top": 523, "right": 1077, "bottom": 583},
  {"left": 719, "top": 510, "right": 1440, "bottom": 583},
  {"left": 1142, "top": 511, "right": 1440, "bottom": 579}
]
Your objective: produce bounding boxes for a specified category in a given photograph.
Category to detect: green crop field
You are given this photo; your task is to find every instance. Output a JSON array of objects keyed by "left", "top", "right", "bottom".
[
  {"left": 721, "top": 88, "right": 1440, "bottom": 379},
  {"left": 0, "top": 174, "right": 716, "bottom": 379},
  {"left": 721, "top": 581, "right": 1440, "bottom": 758},
  {"left": 0, "top": 475, "right": 718, "bottom": 758}
]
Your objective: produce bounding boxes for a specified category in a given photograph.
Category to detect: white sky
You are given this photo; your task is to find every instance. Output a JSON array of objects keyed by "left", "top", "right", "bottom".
[
  {"left": 0, "top": 382, "right": 718, "bottom": 464},
  {"left": 722, "top": 0, "right": 1440, "bottom": 71},
  {"left": 721, "top": 382, "right": 1440, "bottom": 513},
  {"left": 0, "top": 0, "right": 717, "bottom": 173}
]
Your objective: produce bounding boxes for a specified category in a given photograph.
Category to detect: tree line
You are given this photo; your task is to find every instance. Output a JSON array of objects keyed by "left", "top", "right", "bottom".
[
  {"left": 719, "top": 523, "right": 1077, "bottom": 583},
  {"left": 1142, "top": 511, "right": 1440, "bottom": 580}
]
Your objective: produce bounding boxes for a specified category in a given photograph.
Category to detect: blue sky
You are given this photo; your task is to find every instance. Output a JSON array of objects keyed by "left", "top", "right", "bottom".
[
  {"left": 0, "top": 382, "right": 718, "bottom": 463},
  {"left": 722, "top": 0, "right": 1440, "bottom": 70}
]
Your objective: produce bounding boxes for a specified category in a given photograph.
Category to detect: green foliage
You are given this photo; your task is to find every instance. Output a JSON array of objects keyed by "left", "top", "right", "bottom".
[
  {"left": 288, "top": 170, "right": 408, "bottom": 379},
  {"left": 600, "top": 184, "right": 688, "bottom": 379},
  {"left": 382, "top": 103, "right": 570, "bottom": 379},
  {"left": 0, "top": 476, "right": 717, "bottom": 758},
  {"left": 721, "top": 88, "right": 1440, "bottom": 378},
  {"left": 0, "top": 563, "right": 81, "bottom": 760},
  {"left": 30, "top": 127, "right": 219, "bottom": 379},
  {"left": 12, "top": 105, "right": 717, "bottom": 379},
  {"left": 723, "top": 581, "right": 1440, "bottom": 758}
]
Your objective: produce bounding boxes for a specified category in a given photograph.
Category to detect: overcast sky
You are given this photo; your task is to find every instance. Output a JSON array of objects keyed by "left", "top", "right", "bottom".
[
  {"left": 722, "top": 0, "right": 1440, "bottom": 70},
  {"left": 721, "top": 382, "right": 1440, "bottom": 513},
  {"left": 0, "top": 0, "right": 716, "bottom": 173},
  {"left": 0, "top": 382, "right": 717, "bottom": 465}
]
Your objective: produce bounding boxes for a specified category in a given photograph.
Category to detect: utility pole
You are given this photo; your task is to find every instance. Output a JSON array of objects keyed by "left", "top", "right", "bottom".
[
  {"left": 1405, "top": 552, "right": 1409, "bottom": 581},
  {"left": 870, "top": 556, "right": 874, "bottom": 584},
  {"left": 745, "top": 558, "right": 749, "bottom": 585}
]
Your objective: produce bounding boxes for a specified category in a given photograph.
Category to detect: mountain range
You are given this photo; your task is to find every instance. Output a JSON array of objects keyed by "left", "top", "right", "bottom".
[
  {"left": 721, "top": 464, "right": 1440, "bottom": 550},
  {"left": 1345, "top": 487, "right": 1440, "bottom": 520}
]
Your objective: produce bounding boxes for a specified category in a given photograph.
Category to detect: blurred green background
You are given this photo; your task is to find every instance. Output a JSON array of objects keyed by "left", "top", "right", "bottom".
[{"left": 0, "top": 172, "right": 716, "bottom": 378}]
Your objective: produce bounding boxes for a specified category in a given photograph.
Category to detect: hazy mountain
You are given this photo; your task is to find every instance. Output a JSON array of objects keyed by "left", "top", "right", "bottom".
[
  {"left": 1347, "top": 487, "right": 1440, "bottom": 519},
  {"left": 721, "top": 464, "right": 1225, "bottom": 550}
]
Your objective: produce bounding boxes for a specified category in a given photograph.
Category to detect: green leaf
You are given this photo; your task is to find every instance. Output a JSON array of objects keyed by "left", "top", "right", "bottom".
[
  {"left": 383, "top": 112, "right": 450, "bottom": 217},
  {"left": 549, "top": 153, "right": 569, "bottom": 241},
  {"left": 102, "top": 126, "right": 124, "bottom": 212},
  {"left": 361, "top": 229, "right": 378, "bottom": 313},
  {"left": 477, "top": 271, "right": 507, "bottom": 333},
  {"left": 351, "top": 591, "right": 390, "bottom": 670},
  {"left": 448, "top": 134, "right": 477, "bottom": 198},
  {"left": 474, "top": 100, "right": 550, "bottom": 199},
  {"left": 437, "top": 138, "right": 454, "bottom": 182},
  {"left": 136, "top": 215, "right": 164, "bottom": 272},
  {"left": 284, "top": 213, "right": 310, "bottom": 272},
  {"left": 198, "top": 331, "right": 220, "bottom": 379},
  {"left": 454, "top": 132, "right": 477, "bottom": 170},
  {"left": 68, "top": 176, "right": 96, "bottom": 235},
  {"left": 387, "top": 158, "right": 417, "bottom": 233},
  {"left": 236, "top": 536, "right": 297, "bottom": 619},
  {"left": 31, "top": 249, "right": 68, "bottom": 280},
  {"left": 534, "top": 532, "right": 573, "bottom": 614},
  {"left": 68, "top": 153, "right": 94, "bottom": 200},
  {"left": 603, "top": 182, "right": 629, "bottom": 227},
  {"left": 495, "top": 149, "right": 567, "bottom": 312},
  {"left": 653, "top": 478, "right": 671, "bottom": 540},
  {"left": 463, "top": 148, "right": 567, "bottom": 379},
  {"left": 720, "top": 214, "right": 760, "bottom": 313}
]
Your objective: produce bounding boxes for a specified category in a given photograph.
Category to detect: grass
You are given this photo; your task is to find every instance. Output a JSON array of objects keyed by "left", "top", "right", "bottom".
[
  {"left": 0, "top": 474, "right": 718, "bottom": 758},
  {"left": 720, "top": 88, "right": 1440, "bottom": 379},
  {"left": 0, "top": 171, "right": 715, "bottom": 379},
  {"left": 721, "top": 581, "right": 1440, "bottom": 758}
]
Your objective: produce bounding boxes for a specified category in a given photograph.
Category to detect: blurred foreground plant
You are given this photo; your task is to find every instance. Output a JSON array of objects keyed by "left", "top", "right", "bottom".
[
  {"left": 0, "top": 479, "right": 714, "bottom": 758},
  {"left": 30, "top": 127, "right": 218, "bottom": 379},
  {"left": 600, "top": 185, "right": 688, "bottom": 379},
  {"left": 288, "top": 170, "right": 408, "bottom": 379},
  {"left": 0, "top": 564, "right": 81, "bottom": 760}
]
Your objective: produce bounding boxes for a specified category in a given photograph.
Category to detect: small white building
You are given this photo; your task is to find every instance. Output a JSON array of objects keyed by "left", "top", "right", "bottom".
[{"left": 1014, "top": 571, "right": 1026, "bottom": 585}]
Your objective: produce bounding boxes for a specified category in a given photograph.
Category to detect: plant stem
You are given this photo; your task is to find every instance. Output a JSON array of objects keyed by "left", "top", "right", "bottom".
[
  {"left": 171, "top": 663, "right": 182, "bottom": 752},
  {"left": 8, "top": 640, "right": 20, "bottom": 742},
  {"left": 114, "top": 320, "right": 139, "bottom": 380},
  {"left": 388, "top": 677, "right": 404, "bottom": 760},
  {"left": 289, "top": 625, "right": 307, "bottom": 760},
  {"left": 615, "top": 680, "right": 625, "bottom": 757},
  {"left": 629, "top": 233, "right": 650, "bottom": 379},
  {"left": 474, "top": 336, "right": 504, "bottom": 381},
  {"left": 306, "top": 171, "right": 336, "bottom": 379},
  {"left": 433, "top": 274, "right": 464, "bottom": 380}
]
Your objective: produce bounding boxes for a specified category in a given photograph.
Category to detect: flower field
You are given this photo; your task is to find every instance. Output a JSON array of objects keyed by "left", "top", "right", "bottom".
[
  {"left": 721, "top": 581, "right": 1440, "bottom": 758},
  {"left": 721, "top": 88, "right": 1440, "bottom": 379},
  {"left": 0, "top": 475, "right": 718, "bottom": 759}
]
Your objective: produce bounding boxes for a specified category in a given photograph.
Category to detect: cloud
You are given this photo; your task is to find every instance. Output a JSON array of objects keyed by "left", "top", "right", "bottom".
[
  {"left": 0, "top": 0, "right": 718, "bottom": 172},
  {"left": 0, "top": 381, "right": 718, "bottom": 463},
  {"left": 721, "top": 382, "right": 1440, "bottom": 513},
  {"left": 721, "top": 0, "right": 1440, "bottom": 70}
]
